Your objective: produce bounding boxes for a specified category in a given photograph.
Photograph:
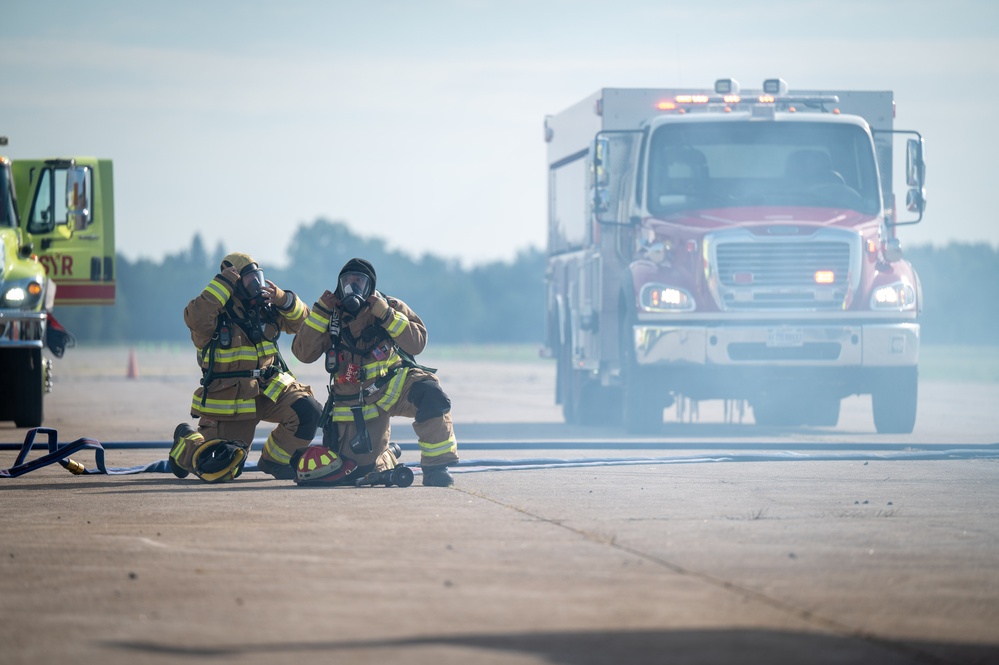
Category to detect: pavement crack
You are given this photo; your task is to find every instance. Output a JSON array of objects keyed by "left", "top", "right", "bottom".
[{"left": 456, "top": 487, "right": 956, "bottom": 665}]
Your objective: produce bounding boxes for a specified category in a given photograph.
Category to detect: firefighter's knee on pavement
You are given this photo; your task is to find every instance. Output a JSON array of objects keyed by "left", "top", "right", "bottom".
[
  {"left": 408, "top": 380, "right": 452, "bottom": 423},
  {"left": 291, "top": 395, "right": 323, "bottom": 440}
]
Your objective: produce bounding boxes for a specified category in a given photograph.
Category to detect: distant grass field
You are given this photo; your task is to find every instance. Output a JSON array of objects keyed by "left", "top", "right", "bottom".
[
  {"left": 424, "top": 343, "right": 999, "bottom": 383},
  {"left": 919, "top": 345, "right": 999, "bottom": 383},
  {"left": 427, "top": 343, "right": 999, "bottom": 384},
  {"left": 99, "top": 342, "right": 999, "bottom": 383},
  {"left": 421, "top": 343, "right": 549, "bottom": 363}
]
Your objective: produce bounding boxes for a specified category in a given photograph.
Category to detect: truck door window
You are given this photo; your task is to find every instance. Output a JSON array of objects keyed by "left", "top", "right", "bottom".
[
  {"left": 28, "top": 167, "right": 93, "bottom": 234},
  {"left": 549, "top": 153, "right": 588, "bottom": 253},
  {"left": 647, "top": 122, "right": 881, "bottom": 217},
  {"left": 1, "top": 170, "right": 16, "bottom": 228},
  {"left": 27, "top": 167, "right": 73, "bottom": 234}
]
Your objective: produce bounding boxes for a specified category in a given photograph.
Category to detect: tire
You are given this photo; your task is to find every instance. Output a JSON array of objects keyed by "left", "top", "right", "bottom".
[
  {"left": 557, "top": 317, "right": 603, "bottom": 426},
  {"left": 620, "top": 313, "right": 664, "bottom": 434},
  {"left": 872, "top": 367, "right": 918, "bottom": 434},
  {"left": 12, "top": 348, "right": 45, "bottom": 428}
]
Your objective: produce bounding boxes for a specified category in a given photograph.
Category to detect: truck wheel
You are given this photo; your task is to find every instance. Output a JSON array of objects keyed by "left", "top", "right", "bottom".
[
  {"left": 619, "top": 316, "right": 663, "bottom": 434},
  {"left": 557, "top": 320, "right": 605, "bottom": 426},
  {"left": 872, "top": 367, "right": 918, "bottom": 434},
  {"left": 11, "top": 348, "right": 45, "bottom": 428}
]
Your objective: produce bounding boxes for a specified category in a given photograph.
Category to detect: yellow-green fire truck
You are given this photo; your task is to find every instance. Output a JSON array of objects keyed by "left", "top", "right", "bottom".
[{"left": 0, "top": 136, "right": 115, "bottom": 427}]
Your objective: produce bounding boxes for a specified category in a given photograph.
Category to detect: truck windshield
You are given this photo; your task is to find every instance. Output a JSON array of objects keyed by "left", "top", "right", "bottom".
[{"left": 647, "top": 121, "right": 881, "bottom": 217}]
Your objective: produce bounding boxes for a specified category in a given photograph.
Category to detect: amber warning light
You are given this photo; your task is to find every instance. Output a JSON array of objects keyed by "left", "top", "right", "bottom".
[{"left": 814, "top": 270, "right": 835, "bottom": 284}]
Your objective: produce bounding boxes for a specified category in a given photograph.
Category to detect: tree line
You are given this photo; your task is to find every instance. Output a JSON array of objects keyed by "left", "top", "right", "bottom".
[
  {"left": 55, "top": 219, "right": 546, "bottom": 346},
  {"left": 53, "top": 218, "right": 998, "bottom": 347}
]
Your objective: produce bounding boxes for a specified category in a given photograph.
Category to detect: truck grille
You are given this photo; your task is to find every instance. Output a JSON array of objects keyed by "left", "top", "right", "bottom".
[{"left": 714, "top": 239, "right": 853, "bottom": 310}]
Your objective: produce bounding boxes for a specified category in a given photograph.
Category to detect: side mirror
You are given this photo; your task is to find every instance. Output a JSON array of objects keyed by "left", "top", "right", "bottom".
[
  {"left": 906, "top": 187, "right": 926, "bottom": 213},
  {"left": 904, "top": 137, "right": 926, "bottom": 214},
  {"left": 594, "top": 137, "right": 610, "bottom": 187},
  {"left": 65, "top": 166, "right": 91, "bottom": 230},
  {"left": 592, "top": 137, "right": 611, "bottom": 215},
  {"left": 593, "top": 186, "right": 610, "bottom": 214},
  {"left": 906, "top": 137, "right": 924, "bottom": 188}
]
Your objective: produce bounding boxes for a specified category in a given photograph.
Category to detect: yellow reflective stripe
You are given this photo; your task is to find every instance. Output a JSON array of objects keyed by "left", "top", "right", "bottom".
[
  {"left": 384, "top": 310, "right": 408, "bottom": 337},
  {"left": 169, "top": 442, "right": 184, "bottom": 461},
  {"left": 263, "top": 435, "right": 292, "bottom": 464},
  {"left": 305, "top": 310, "right": 330, "bottom": 333},
  {"left": 282, "top": 298, "right": 306, "bottom": 323},
  {"left": 192, "top": 395, "right": 257, "bottom": 416},
  {"left": 262, "top": 372, "right": 294, "bottom": 401},
  {"left": 331, "top": 403, "right": 380, "bottom": 421},
  {"left": 205, "top": 277, "right": 230, "bottom": 305},
  {"left": 419, "top": 436, "right": 457, "bottom": 457},
  {"left": 374, "top": 367, "right": 409, "bottom": 410},
  {"left": 207, "top": 345, "right": 261, "bottom": 365},
  {"left": 202, "top": 344, "right": 281, "bottom": 369},
  {"left": 363, "top": 354, "right": 399, "bottom": 380},
  {"left": 170, "top": 431, "right": 201, "bottom": 462}
]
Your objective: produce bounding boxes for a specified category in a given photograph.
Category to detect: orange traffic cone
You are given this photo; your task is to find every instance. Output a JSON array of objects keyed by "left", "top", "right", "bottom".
[{"left": 127, "top": 348, "right": 139, "bottom": 379}]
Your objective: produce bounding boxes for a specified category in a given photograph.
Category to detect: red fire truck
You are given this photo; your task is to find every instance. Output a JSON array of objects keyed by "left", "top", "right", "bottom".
[{"left": 543, "top": 79, "right": 925, "bottom": 433}]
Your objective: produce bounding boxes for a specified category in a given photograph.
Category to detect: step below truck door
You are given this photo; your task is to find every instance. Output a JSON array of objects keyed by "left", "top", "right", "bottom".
[{"left": 12, "top": 158, "right": 115, "bottom": 305}]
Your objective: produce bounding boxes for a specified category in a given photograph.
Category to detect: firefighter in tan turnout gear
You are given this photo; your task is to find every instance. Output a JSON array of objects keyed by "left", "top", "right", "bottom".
[
  {"left": 291, "top": 258, "right": 458, "bottom": 487},
  {"left": 169, "top": 252, "right": 323, "bottom": 482}
]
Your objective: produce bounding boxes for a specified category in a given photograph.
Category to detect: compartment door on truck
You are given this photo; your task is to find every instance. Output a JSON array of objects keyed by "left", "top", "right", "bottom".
[{"left": 12, "top": 158, "right": 115, "bottom": 305}]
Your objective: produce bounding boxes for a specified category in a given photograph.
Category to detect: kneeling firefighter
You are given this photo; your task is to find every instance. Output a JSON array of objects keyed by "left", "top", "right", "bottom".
[
  {"left": 169, "top": 252, "right": 323, "bottom": 482},
  {"left": 290, "top": 258, "right": 458, "bottom": 487}
]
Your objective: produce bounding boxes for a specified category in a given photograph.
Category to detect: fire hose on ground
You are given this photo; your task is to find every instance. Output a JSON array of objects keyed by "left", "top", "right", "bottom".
[{"left": 3, "top": 428, "right": 999, "bottom": 482}]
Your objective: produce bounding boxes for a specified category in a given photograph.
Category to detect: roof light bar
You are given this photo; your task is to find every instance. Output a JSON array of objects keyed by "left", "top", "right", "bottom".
[
  {"left": 762, "top": 78, "right": 788, "bottom": 95},
  {"left": 715, "top": 78, "right": 740, "bottom": 94}
]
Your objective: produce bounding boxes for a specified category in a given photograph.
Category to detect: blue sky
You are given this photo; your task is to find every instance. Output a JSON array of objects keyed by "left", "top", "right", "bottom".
[{"left": 3, "top": 0, "right": 997, "bottom": 268}]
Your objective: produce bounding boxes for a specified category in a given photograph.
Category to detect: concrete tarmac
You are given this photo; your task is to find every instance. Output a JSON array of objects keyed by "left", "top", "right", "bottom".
[{"left": 2, "top": 347, "right": 998, "bottom": 665}]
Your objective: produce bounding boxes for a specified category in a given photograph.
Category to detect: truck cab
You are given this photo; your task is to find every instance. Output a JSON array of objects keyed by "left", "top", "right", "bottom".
[
  {"left": 0, "top": 137, "right": 115, "bottom": 427},
  {"left": 544, "top": 80, "right": 926, "bottom": 434}
]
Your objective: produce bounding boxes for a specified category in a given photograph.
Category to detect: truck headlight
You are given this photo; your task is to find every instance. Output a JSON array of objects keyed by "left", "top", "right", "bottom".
[
  {"left": 871, "top": 281, "right": 916, "bottom": 311},
  {"left": 640, "top": 284, "right": 695, "bottom": 312},
  {"left": 1, "top": 280, "right": 43, "bottom": 308}
]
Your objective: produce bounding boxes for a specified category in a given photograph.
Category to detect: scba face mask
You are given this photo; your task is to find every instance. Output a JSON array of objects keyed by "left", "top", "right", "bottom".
[
  {"left": 338, "top": 271, "right": 372, "bottom": 314},
  {"left": 238, "top": 265, "right": 267, "bottom": 301}
]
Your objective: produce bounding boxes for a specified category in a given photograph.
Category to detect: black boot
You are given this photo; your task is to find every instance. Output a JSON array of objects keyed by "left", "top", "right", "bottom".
[
  {"left": 422, "top": 466, "right": 454, "bottom": 487},
  {"left": 258, "top": 458, "right": 297, "bottom": 480}
]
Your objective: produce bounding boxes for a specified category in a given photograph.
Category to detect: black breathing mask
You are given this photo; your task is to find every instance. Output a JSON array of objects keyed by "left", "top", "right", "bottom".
[
  {"left": 239, "top": 265, "right": 267, "bottom": 300},
  {"left": 338, "top": 271, "right": 373, "bottom": 315}
]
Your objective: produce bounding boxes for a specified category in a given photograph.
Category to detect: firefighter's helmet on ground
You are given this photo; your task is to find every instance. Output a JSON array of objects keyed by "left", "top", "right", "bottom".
[{"left": 295, "top": 445, "right": 358, "bottom": 485}]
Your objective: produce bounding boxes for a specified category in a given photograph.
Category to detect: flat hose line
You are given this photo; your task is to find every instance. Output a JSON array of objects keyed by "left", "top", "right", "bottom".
[{"left": 3, "top": 428, "right": 998, "bottom": 479}]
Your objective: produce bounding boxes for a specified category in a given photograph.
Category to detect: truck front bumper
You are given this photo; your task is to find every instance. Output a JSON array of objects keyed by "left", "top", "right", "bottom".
[
  {"left": 0, "top": 311, "right": 46, "bottom": 349},
  {"left": 634, "top": 322, "right": 919, "bottom": 368}
]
